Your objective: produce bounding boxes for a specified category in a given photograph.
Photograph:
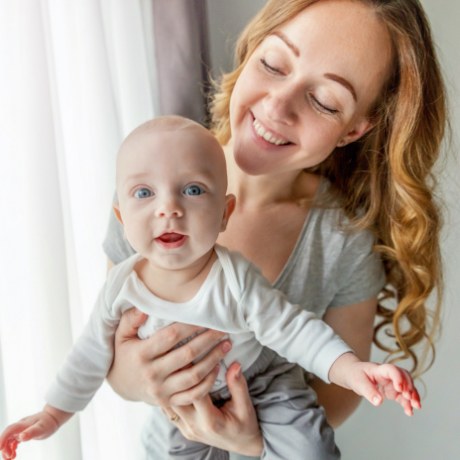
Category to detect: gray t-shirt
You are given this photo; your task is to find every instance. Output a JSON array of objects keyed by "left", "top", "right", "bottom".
[{"left": 102, "top": 184, "right": 385, "bottom": 459}]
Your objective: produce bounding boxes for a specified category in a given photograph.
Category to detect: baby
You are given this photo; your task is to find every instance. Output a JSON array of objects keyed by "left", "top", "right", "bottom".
[{"left": 0, "top": 116, "right": 420, "bottom": 460}]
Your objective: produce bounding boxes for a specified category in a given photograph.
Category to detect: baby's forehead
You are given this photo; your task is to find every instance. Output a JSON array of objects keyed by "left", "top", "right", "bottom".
[{"left": 127, "top": 119, "right": 213, "bottom": 147}]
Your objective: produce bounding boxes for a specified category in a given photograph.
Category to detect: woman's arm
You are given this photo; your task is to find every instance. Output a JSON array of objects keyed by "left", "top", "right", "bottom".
[{"left": 310, "top": 297, "right": 377, "bottom": 428}]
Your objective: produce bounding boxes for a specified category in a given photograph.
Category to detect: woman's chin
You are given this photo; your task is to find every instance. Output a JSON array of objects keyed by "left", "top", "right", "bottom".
[{"left": 234, "top": 150, "right": 268, "bottom": 176}]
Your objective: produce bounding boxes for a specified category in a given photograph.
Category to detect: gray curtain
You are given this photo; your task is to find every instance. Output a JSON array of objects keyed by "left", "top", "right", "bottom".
[{"left": 152, "top": 0, "right": 211, "bottom": 124}]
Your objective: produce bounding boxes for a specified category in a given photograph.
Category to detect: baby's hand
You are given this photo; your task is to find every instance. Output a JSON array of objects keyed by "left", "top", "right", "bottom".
[
  {"left": 330, "top": 353, "right": 421, "bottom": 416},
  {"left": 358, "top": 362, "right": 421, "bottom": 416},
  {"left": 350, "top": 362, "right": 421, "bottom": 416},
  {"left": 0, "top": 411, "right": 60, "bottom": 459}
]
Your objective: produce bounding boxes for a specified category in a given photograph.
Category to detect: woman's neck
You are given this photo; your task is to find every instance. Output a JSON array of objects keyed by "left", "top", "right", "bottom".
[{"left": 223, "top": 144, "right": 320, "bottom": 210}]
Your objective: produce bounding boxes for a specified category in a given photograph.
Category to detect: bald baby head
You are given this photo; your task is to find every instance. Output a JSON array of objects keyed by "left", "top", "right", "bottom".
[{"left": 116, "top": 116, "right": 227, "bottom": 194}]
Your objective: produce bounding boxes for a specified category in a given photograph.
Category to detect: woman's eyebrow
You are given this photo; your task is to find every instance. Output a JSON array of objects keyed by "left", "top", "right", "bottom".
[{"left": 324, "top": 73, "right": 357, "bottom": 102}]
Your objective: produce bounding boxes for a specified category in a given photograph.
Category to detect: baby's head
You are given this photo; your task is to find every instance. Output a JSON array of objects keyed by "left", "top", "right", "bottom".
[{"left": 114, "top": 116, "right": 234, "bottom": 269}]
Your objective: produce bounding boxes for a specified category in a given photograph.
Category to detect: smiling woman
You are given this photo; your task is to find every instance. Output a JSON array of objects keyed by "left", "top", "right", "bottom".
[
  {"left": 226, "top": 0, "right": 393, "bottom": 177},
  {"left": 101, "top": 1, "right": 450, "bottom": 460}
]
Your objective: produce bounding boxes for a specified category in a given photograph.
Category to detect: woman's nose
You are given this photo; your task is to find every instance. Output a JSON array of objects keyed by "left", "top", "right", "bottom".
[{"left": 263, "top": 86, "right": 298, "bottom": 125}]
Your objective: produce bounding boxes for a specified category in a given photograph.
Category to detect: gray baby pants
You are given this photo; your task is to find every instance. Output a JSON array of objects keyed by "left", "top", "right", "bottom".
[{"left": 142, "top": 347, "right": 340, "bottom": 460}]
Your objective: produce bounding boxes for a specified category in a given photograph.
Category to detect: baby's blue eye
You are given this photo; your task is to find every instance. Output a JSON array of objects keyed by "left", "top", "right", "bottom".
[
  {"left": 183, "top": 184, "right": 205, "bottom": 196},
  {"left": 134, "top": 188, "right": 153, "bottom": 199}
]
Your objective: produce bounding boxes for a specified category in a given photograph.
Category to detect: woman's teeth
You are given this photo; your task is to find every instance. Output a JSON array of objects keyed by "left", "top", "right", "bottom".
[{"left": 253, "top": 119, "right": 289, "bottom": 145}]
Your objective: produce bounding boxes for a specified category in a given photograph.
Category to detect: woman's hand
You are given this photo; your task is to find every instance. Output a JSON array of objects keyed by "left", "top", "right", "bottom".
[
  {"left": 107, "top": 307, "right": 232, "bottom": 406},
  {"left": 163, "top": 363, "right": 264, "bottom": 457}
]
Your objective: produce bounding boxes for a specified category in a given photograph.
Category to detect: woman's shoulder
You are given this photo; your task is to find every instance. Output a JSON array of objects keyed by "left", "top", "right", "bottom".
[{"left": 283, "top": 178, "right": 379, "bottom": 283}]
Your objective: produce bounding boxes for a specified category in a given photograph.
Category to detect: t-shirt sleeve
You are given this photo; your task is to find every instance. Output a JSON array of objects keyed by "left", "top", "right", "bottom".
[
  {"left": 329, "top": 229, "right": 386, "bottom": 308},
  {"left": 102, "top": 205, "right": 136, "bottom": 264}
]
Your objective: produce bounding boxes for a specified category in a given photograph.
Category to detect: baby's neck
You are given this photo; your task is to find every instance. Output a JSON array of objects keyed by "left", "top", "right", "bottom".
[{"left": 134, "top": 249, "right": 217, "bottom": 303}]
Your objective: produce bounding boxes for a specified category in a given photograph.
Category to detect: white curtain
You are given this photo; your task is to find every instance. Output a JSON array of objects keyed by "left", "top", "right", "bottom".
[{"left": 0, "top": 0, "right": 157, "bottom": 458}]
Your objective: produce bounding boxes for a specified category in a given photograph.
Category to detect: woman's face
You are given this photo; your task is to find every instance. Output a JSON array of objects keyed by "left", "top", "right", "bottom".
[{"left": 229, "top": 0, "right": 393, "bottom": 176}]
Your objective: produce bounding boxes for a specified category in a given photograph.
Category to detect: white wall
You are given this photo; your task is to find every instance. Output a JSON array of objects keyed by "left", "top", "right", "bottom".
[{"left": 207, "top": 1, "right": 460, "bottom": 459}]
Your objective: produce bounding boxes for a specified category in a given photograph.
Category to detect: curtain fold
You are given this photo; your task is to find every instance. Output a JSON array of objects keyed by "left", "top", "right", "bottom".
[{"left": 152, "top": 0, "right": 211, "bottom": 124}]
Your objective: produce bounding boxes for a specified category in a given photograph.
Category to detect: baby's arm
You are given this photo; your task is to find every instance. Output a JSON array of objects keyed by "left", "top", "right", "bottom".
[
  {"left": 328, "top": 352, "right": 421, "bottom": 416},
  {"left": 0, "top": 405, "right": 72, "bottom": 459},
  {"left": 240, "top": 262, "right": 421, "bottom": 416}
]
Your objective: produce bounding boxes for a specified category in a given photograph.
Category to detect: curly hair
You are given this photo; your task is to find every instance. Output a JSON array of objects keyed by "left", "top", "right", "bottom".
[{"left": 209, "top": 0, "right": 448, "bottom": 376}]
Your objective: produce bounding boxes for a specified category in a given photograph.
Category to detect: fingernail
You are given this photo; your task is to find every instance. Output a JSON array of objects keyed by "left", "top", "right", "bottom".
[
  {"left": 222, "top": 341, "right": 232, "bottom": 353},
  {"left": 372, "top": 396, "right": 381, "bottom": 405},
  {"left": 235, "top": 364, "right": 242, "bottom": 379}
]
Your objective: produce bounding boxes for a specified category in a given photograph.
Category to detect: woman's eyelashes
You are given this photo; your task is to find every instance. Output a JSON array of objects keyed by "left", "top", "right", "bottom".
[
  {"left": 309, "top": 95, "right": 340, "bottom": 115},
  {"left": 260, "top": 57, "right": 283, "bottom": 75},
  {"left": 260, "top": 57, "right": 341, "bottom": 116}
]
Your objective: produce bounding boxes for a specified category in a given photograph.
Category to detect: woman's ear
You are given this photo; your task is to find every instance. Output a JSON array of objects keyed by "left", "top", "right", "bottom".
[
  {"left": 337, "top": 117, "right": 374, "bottom": 147},
  {"left": 220, "top": 194, "right": 236, "bottom": 232}
]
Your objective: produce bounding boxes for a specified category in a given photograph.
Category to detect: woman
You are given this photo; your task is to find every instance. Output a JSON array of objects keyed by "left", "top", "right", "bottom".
[{"left": 104, "top": 0, "right": 447, "bottom": 457}]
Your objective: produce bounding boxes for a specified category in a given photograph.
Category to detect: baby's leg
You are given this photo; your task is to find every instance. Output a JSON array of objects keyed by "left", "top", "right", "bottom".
[
  {"left": 141, "top": 407, "right": 229, "bottom": 460},
  {"left": 168, "top": 426, "right": 229, "bottom": 460},
  {"left": 249, "top": 355, "right": 340, "bottom": 460}
]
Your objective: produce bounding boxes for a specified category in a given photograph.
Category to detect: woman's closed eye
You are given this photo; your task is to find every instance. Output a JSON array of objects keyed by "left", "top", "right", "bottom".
[
  {"left": 309, "top": 95, "right": 340, "bottom": 115},
  {"left": 260, "top": 58, "right": 283, "bottom": 75},
  {"left": 260, "top": 56, "right": 340, "bottom": 116}
]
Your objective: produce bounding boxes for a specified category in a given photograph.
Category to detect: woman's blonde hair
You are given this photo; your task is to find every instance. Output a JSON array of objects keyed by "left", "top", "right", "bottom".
[{"left": 210, "top": 0, "right": 448, "bottom": 376}]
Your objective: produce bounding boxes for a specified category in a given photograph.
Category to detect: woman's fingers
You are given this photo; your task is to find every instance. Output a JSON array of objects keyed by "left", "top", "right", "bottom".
[
  {"left": 170, "top": 363, "right": 263, "bottom": 456},
  {"left": 224, "top": 363, "right": 255, "bottom": 418},
  {"left": 160, "top": 336, "right": 231, "bottom": 401},
  {"left": 154, "top": 328, "right": 230, "bottom": 377},
  {"left": 115, "top": 307, "right": 148, "bottom": 343},
  {"left": 169, "top": 364, "right": 221, "bottom": 406}
]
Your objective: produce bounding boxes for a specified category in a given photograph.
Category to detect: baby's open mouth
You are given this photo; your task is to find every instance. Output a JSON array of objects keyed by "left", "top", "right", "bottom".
[
  {"left": 155, "top": 233, "right": 187, "bottom": 248},
  {"left": 157, "top": 233, "right": 184, "bottom": 243}
]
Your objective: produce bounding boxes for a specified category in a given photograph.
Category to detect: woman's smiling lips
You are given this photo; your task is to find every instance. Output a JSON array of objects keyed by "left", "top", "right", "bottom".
[{"left": 155, "top": 232, "right": 187, "bottom": 249}]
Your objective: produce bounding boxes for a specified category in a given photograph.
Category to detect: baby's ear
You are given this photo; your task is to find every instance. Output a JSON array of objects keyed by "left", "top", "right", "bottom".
[
  {"left": 113, "top": 204, "right": 123, "bottom": 224},
  {"left": 220, "top": 194, "right": 236, "bottom": 231}
]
